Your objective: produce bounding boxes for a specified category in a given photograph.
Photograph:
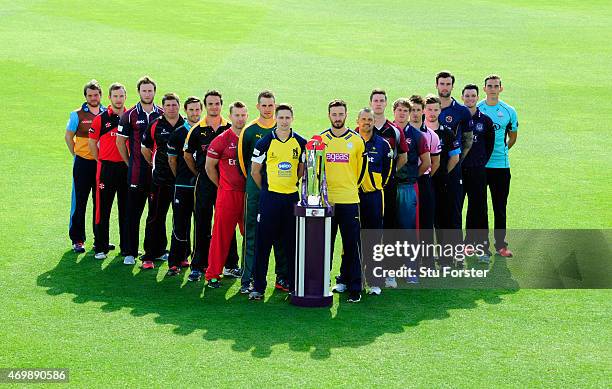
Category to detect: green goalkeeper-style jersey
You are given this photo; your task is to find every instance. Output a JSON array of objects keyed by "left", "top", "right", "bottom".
[{"left": 238, "top": 118, "right": 276, "bottom": 189}]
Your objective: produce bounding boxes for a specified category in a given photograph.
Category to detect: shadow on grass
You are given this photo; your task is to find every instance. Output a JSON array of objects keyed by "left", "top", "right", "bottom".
[{"left": 37, "top": 251, "right": 518, "bottom": 359}]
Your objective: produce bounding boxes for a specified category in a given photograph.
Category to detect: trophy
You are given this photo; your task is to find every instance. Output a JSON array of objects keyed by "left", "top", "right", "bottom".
[{"left": 292, "top": 135, "right": 334, "bottom": 307}]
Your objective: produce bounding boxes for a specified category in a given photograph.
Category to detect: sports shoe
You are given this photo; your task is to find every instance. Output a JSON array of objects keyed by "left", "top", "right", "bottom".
[
  {"left": 368, "top": 286, "right": 382, "bottom": 295},
  {"left": 249, "top": 291, "right": 263, "bottom": 300},
  {"left": 94, "top": 252, "right": 107, "bottom": 260},
  {"left": 187, "top": 270, "right": 202, "bottom": 282},
  {"left": 72, "top": 242, "right": 85, "bottom": 253},
  {"left": 166, "top": 266, "right": 180, "bottom": 277},
  {"left": 332, "top": 283, "right": 347, "bottom": 293},
  {"left": 497, "top": 247, "right": 513, "bottom": 257},
  {"left": 141, "top": 261, "right": 155, "bottom": 270},
  {"left": 156, "top": 253, "right": 169, "bottom": 261},
  {"left": 123, "top": 255, "right": 135, "bottom": 265},
  {"left": 207, "top": 278, "right": 221, "bottom": 288},
  {"left": 180, "top": 260, "right": 190, "bottom": 268},
  {"left": 223, "top": 267, "right": 242, "bottom": 278},
  {"left": 385, "top": 277, "right": 397, "bottom": 288},
  {"left": 239, "top": 284, "right": 253, "bottom": 294},
  {"left": 406, "top": 276, "right": 419, "bottom": 284},
  {"left": 347, "top": 291, "right": 361, "bottom": 303},
  {"left": 478, "top": 253, "right": 491, "bottom": 264},
  {"left": 275, "top": 279, "right": 290, "bottom": 292}
]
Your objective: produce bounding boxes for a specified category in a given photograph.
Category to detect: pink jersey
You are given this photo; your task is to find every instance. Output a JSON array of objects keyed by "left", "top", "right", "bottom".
[
  {"left": 207, "top": 128, "right": 246, "bottom": 192},
  {"left": 419, "top": 126, "right": 440, "bottom": 175}
]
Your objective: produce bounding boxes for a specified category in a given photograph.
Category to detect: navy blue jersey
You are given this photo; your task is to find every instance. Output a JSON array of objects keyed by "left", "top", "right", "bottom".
[
  {"left": 430, "top": 123, "right": 461, "bottom": 176},
  {"left": 360, "top": 133, "right": 393, "bottom": 192},
  {"left": 440, "top": 98, "right": 471, "bottom": 149},
  {"left": 117, "top": 103, "right": 163, "bottom": 187},
  {"left": 396, "top": 124, "right": 430, "bottom": 185},
  {"left": 462, "top": 109, "right": 495, "bottom": 168}
]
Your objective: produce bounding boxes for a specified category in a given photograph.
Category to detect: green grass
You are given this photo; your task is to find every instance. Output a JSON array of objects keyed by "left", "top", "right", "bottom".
[{"left": 0, "top": 0, "right": 611, "bottom": 387}]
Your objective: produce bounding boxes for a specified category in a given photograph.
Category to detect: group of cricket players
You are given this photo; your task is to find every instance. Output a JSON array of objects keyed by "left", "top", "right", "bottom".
[{"left": 65, "top": 71, "right": 518, "bottom": 303}]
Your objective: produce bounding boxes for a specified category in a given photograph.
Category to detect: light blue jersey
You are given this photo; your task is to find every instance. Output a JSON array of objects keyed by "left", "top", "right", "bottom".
[{"left": 477, "top": 99, "right": 518, "bottom": 168}]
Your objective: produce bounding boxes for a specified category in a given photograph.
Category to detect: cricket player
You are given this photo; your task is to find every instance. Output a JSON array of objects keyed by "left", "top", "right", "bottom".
[
  {"left": 66, "top": 79, "right": 106, "bottom": 253},
  {"left": 88, "top": 83, "right": 128, "bottom": 260},
  {"left": 185, "top": 90, "right": 239, "bottom": 282},
  {"left": 203, "top": 101, "right": 249, "bottom": 288},
  {"left": 369, "top": 89, "right": 408, "bottom": 231},
  {"left": 323, "top": 99, "right": 367, "bottom": 303},
  {"left": 249, "top": 104, "right": 306, "bottom": 300},
  {"left": 424, "top": 95, "right": 461, "bottom": 266},
  {"left": 477, "top": 74, "right": 518, "bottom": 258},
  {"left": 166, "top": 97, "right": 202, "bottom": 272},
  {"left": 356, "top": 107, "right": 392, "bottom": 296},
  {"left": 116, "top": 76, "right": 163, "bottom": 265},
  {"left": 141, "top": 93, "right": 187, "bottom": 271},
  {"left": 237, "top": 90, "right": 286, "bottom": 294}
]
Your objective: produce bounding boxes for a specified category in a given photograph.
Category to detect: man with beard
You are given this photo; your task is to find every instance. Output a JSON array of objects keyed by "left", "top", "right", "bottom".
[
  {"left": 88, "top": 83, "right": 128, "bottom": 260},
  {"left": 323, "top": 99, "right": 367, "bottom": 303},
  {"left": 116, "top": 76, "right": 163, "bottom": 265},
  {"left": 184, "top": 90, "right": 239, "bottom": 282},
  {"left": 204, "top": 102, "right": 249, "bottom": 288},
  {"left": 141, "top": 93, "right": 187, "bottom": 271},
  {"left": 166, "top": 96, "right": 202, "bottom": 271},
  {"left": 66, "top": 79, "right": 106, "bottom": 253}
]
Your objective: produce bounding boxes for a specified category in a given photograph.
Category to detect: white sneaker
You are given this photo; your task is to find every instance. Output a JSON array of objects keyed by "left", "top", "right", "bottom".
[
  {"left": 123, "top": 255, "right": 135, "bottom": 265},
  {"left": 94, "top": 252, "right": 107, "bottom": 260},
  {"left": 332, "top": 283, "right": 347, "bottom": 293},
  {"left": 368, "top": 286, "right": 382, "bottom": 295},
  {"left": 156, "top": 253, "right": 169, "bottom": 261},
  {"left": 385, "top": 277, "right": 397, "bottom": 288}
]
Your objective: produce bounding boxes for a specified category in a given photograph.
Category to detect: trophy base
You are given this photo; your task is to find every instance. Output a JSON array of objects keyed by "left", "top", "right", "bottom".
[{"left": 290, "top": 293, "right": 333, "bottom": 308}]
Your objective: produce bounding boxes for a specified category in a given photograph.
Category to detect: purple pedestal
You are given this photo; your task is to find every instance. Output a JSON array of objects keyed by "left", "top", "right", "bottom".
[{"left": 291, "top": 205, "right": 334, "bottom": 308}]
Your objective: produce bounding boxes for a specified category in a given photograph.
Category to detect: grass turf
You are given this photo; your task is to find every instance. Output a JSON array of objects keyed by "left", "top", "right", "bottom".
[{"left": 0, "top": 0, "right": 611, "bottom": 387}]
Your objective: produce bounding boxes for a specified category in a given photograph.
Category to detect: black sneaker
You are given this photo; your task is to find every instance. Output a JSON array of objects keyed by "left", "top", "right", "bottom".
[
  {"left": 347, "top": 291, "right": 361, "bottom": 303},
  {"left": 249, "top": 291, "right": 263, "bottom": 300},
  {"left": 207, "top": 278, "right": 221, "bottom": 288},
  {"left": 187, "top": 270, "right": 202, "bottom": 282},
  {"left": 166, "top": 266, "right": 181, "bottom": 277},
  {"left": 239, "top": 284, "right": 253, "bottom": 294},
  {"left": 223, "top": 267, "right": 242, "bottom": 278},
  {"left": 275, "top": 278, "right": 290, "bottom": 292},
  {"left": 72, "top": 242, "right": 85, "bottom": 253}
]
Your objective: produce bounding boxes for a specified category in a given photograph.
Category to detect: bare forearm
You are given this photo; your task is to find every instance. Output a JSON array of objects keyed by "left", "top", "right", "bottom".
[
  {"left": 430, "top": 156, "right": 440, "bottom": 176},
  {"left": 184, "top": 153, "right": 198, "bottom": 176},
  {"left": 508, "top": 132, "right": 518, "bottom": 149},
  {"left": 65, "top": 132, "right": 75, "bottom": 156},
  {"left": 396, "top": 153, "right": 407, "bottom": 171},
  {"left": 251, "top": 163, "right": 263, "bottom": 189},
  {"left": 88, "top": 139, "right": 98, "bottom": 161},
  {"left": 116, "top": 138, "right": 129, "bottom": 165},
  {"left": 142, "top": 147, "right": 152, "bottom": 165},
  {"left": 205, "top": 161, "right": 219, "bottom": 187},
  {"left": 418, "top": 153, "right": 431, "bottom": 176},
  {"left": 447, "top": 155, "right": 459, "bottom": 173},
  {"left": 168, "top": 156, "right": 177, "bottom": 177}
]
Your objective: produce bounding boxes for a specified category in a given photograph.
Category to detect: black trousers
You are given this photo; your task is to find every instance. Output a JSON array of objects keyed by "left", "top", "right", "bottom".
[
  {"left": 126, "top": 184, "right": 149, "bottom": 257},
  {"left": 382, "top": 181, "right": 398, "bottom": 229},
  {"left": 94, "top": 161, "right": 128, "bottom": 253},
  {"left": 432, "top": 174, "right": 461, "bottom": 261},
  {"left": 418, "top": 174, "right": 435, "bottom": 267},
  {"left": 447, "top": 164, "right": 464, "bottom": 230},
  {"left": 191, "top": 172, "right": 238, "bottom": 271},
  {"left": 69, "top": 156, "right": 97, "bottom": 244},
  {"left": 253, "top": 191, "right": 298, "bottom": 293},
  {"left": 462, "top": 166, "right": 490, "bottom": 250},
  {"left": 142, "top": 182, "right": 173, "bottom": 260},
  {"left": 486, "top": 168, "right": 511, "bottom": 250},
  {"left": 331, "top": 203, "right": 362, "bottom": 292},
  {"left": 168, "top": 186, "right": 194, "bottom": 267}
]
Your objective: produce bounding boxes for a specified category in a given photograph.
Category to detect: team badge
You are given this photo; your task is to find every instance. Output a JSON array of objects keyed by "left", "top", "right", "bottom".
[
  {"left": 497, "top": 110, "right": 504, "bottom": 117},
  {"left": 347, "top": 142, "right": 353, "bottom": 149},
  {"left": 445, "top": 115, "right": 453, "bottom": 123},
  {"left": 476, "top": 123, "right": 484, "bottom": 131}
]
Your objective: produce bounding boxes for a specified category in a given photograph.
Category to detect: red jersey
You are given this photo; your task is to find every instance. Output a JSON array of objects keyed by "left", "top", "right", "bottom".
[
  {"left": 89, "top": 106, "right": 127, "bottom": 162},
  {"left": 207, "top": 128, "right": 245, "bottom": 192}
]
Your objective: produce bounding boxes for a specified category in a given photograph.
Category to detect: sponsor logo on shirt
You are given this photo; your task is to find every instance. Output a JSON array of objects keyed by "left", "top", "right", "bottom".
[
  {"left": 445, "top": 115, "right": 453, "bottom": 123},
  {"left": 278, "top": 162, "right": 292, "bottom": 170},
  {"left": 136, "top": 120, "right": 146, "bottom": 124},
  {"left": 326, "top": 153, "right": 349, "bottom": 163},
  {"left": 81, "top": 120, "right": 92, "bottom": 125}
]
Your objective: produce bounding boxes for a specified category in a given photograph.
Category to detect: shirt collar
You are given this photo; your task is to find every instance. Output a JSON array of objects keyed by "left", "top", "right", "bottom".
[{"left": 82, "top": 102, "right": 105, "bottom": 113}]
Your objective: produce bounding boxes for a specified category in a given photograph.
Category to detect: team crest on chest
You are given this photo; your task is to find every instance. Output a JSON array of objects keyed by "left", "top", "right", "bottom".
[{"left": 445, "top": 115, "right": 453, "bottom": 123}]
